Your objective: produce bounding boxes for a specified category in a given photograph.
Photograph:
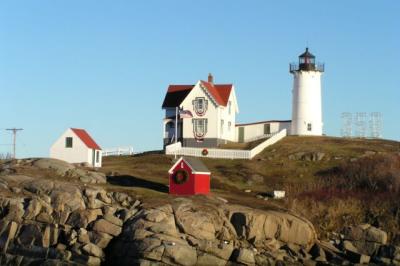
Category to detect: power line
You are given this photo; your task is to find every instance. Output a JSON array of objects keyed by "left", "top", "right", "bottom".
[{"left": 5, "top": 128, "right": 23, "bottom": 159}]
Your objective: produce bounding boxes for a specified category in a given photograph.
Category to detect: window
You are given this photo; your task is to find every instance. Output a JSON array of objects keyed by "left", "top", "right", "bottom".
[
  {"left": 198, "top": 98, "right": 204, "bottom": 110},
  {"left": 228, "top": 121, "right": 232, "bottom": 131},
  {"left": 96, "top": 151, "right": 100, "bottom": 163},
  {"left": 307, "top": 123, "right": 312, "bottom": 131},
  {"left": 220, "top": 120, "right": 224, "bottom": 135},
  {"left": 264, "top": 124, "right": 271, "bottom": 134},
  {"left": 166, "top": 122, "right": 175, "bottom": 129},
  {"left": 192, "top": 97, "right": 208, "bottom": 116},
  {"left": 65, "top": 137, "right": 73, "bottom": 148},
  {"left": 192, "top": 118, "right": 208, "bottom": 138},
  {"left": 228, "top": 101, "right": 232, "bottom": 114}
]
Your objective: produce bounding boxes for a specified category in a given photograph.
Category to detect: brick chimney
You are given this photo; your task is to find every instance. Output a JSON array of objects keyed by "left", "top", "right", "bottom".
[{"left": 208, "top": 73, "right": 214, "bottom": 84}]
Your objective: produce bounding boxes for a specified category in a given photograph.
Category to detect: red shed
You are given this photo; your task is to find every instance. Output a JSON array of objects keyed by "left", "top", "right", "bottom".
[{"left": 168, "top": 156, "right": 210, "bottom": 195}]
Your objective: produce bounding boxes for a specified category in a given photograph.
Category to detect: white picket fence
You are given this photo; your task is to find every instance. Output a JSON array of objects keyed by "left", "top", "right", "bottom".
[
  {"left": 249, "top": 129, "right": 287, "bottom": 158},
  {"left": 244, "top": 132, "right": 274, "bottom": 143},
  {"left": 165, "top": 129, "right": 287, "bottom": 160},
  {"left": 102, "top": 147, "right": 134, "bottom": 157}
]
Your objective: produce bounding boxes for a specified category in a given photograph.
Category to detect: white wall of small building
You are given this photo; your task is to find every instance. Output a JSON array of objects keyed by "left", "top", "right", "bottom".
[
  {"left": 50, "top": 128, "right": 102, "bottom": 167},
  {"left": 235, "top": 121, "right": 291, "bottom": 142},
  {"left": 86, "top": 149, "right": 102, "bottom": 168}
]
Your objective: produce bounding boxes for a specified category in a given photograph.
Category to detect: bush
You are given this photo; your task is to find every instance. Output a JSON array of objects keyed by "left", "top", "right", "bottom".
[{"left": 319, "top": 153, "right": 400, "bottom": 193}]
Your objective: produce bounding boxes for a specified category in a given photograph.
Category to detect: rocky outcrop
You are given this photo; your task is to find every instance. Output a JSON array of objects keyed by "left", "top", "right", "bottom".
[
  {"left": 107, "top": 198, "right": 318, "bottom": 265},
  {"left": 288, "top": 152, "right": 325, "bottom": 161},
  {"left": 0, "top": 158, "right": 106, "bottom": 184},
  {"left": 0, "top": 165, "right": 139, "bottom": 265}
]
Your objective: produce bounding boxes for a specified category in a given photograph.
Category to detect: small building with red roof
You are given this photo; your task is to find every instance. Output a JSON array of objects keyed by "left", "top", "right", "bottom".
[
  {"left": 168, "top": 156, "right": 210, "bottom": 195},
  {"left": 50, "top": 128, "right": 102, "bottom": 167},
  {"left": 162, "top": 74, "right": 239, "bottom": 148}
]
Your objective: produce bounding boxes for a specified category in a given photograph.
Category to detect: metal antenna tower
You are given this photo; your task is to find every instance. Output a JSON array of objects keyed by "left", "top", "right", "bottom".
[
  {"left": 369, "top": 112, "right": 383, "bottom": 138},
  {"left": 6, "top": 128, "right": 23, "bottom": 159},
  {"left": 354, "top": 112, "right": 367, "bottom": 138},
  {"left": 341, "top": 112, "right": 353, "bottom": 137}
]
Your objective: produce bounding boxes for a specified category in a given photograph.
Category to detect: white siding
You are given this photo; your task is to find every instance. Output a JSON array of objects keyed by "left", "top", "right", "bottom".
[
  {"left": 235, "top": 121, "right": 291, "bottom": 142},
  {"left": 217, "top": 89, "right": 237, "bottom": 141}
]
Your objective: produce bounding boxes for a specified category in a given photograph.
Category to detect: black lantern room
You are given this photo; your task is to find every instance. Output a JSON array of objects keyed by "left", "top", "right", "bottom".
[
  {"left": 290, "top": 47, "right": 324, "bottom": 73},
  {"left": 299, "top": 48, "right": 316, "bottom": 70}
]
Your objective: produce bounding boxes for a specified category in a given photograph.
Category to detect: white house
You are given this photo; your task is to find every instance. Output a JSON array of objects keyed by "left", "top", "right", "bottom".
[
  {"left": 162, "top": 74, "right": 239, "bottom": 148},
  {"left": 50, "top": 128, "right": 102, "bottom": 167}
]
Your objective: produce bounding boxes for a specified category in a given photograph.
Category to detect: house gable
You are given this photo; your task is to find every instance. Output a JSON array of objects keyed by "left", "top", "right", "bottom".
[
  {"left": 50, "top": 128, "right": 87, "bottom": 151},
  {"left": 181, "top": 81, "right": 218, "bottom": 109},
  {"left": 168, "top": 157, "right": 210, "bottom": 175}
]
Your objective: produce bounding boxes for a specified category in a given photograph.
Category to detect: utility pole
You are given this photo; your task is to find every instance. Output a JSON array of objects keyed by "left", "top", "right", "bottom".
[{"left": 6, "top": 128, "right": 23, "bottom": 159}]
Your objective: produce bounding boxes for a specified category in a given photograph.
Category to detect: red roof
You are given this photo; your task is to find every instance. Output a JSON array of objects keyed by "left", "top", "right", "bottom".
[
  {"left": 161, "top": 82, "right": 233, "bottom": 108},
  {"left": 200, "top": 81, "right": 232, "bottom": 106},
  {"left": 71, "top": 128, "right": 102, "bottom": 150}
]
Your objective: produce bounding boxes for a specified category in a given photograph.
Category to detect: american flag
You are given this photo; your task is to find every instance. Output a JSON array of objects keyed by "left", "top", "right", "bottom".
[{"left": 179, "top": 109, "right": 193, "bottom": 118}]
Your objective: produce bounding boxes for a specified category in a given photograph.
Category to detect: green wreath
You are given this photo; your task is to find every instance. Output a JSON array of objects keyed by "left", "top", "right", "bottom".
[
  {"left": 173, "top": 169, "right": 189, "bottom": 184},
  {"left": 202, "top": 148, "right": 208, "bottom": 156}
]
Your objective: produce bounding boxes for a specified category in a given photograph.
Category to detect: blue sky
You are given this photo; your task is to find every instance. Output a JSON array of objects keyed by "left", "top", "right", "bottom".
[{"left": 0, "top": 1, "right": 399, "bottom": 158}]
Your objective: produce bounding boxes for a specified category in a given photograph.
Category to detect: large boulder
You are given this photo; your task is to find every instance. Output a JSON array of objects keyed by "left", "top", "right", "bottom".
[
  {"left": 236, "top": 248, "right": 256, "bottom": 265},
  {"left": 32, "top": 158, "right": 75, "bottom": 176},
  {"left": 343, "top": 224, "right": 387, "bottom": 255},
  {"left": 92, "top": 219, "right": 122, "bottom": 237},
  {"left": 174, "top": 201, "right": 221, "bottom": 240},
  {"left": 227, "top": 207, "right": 317, "bottom": 248}
]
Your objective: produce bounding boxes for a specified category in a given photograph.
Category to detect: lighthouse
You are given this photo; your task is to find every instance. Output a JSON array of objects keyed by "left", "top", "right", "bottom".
[{"left": 290, "top": 48, "right": 324, "bottom": 136}]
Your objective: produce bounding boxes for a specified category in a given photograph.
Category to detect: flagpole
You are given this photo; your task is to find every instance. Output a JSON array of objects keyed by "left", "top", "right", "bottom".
[
  {"left": 175, "top": 106, "right": 178, "bottom": 144},
  {"left": 175, "top": 106, "right": 178, "bottom": 159}
]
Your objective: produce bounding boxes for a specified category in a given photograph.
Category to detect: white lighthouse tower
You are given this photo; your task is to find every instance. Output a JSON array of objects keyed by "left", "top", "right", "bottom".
[{"left": 290, "top": 48, "right": 324, "bottom": 136}]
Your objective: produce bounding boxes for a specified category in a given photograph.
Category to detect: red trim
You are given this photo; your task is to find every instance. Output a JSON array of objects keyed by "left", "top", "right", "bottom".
[{"left": 71, "top": 128, "right": 101, "bottom": 150}]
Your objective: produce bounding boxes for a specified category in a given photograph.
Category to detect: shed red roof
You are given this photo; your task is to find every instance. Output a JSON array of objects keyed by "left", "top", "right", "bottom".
[
  {"left": 162, "top": 82, "right": 232, "bottom": 108},
  {"left": 71, "top": 128, "right": 101, "bottom": 150}
]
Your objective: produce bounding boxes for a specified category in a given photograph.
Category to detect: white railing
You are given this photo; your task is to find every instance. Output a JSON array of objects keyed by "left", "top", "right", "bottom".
[
  {"left": 165, "top": 142, "right": 182, "bottom": 154},
  {"left": 164, "top": 129, "right": 287, "bottom": 160},
  {"left": 102, "top": 147, "right": 134, "bottom": 157},
  {"left": 244, "top": 132, "right": 277, "bottom": 143},
  {"left": 250, "top": 129, "right": 287, "bottom": 158},
  {"left": 178, "top": 147, "right": 251, "bottom": 159}
]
